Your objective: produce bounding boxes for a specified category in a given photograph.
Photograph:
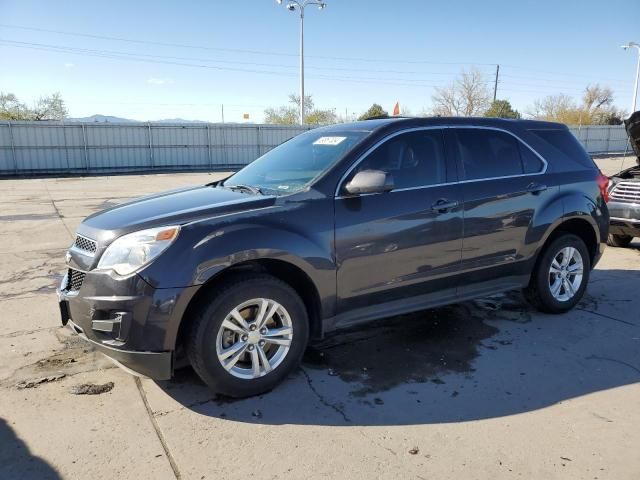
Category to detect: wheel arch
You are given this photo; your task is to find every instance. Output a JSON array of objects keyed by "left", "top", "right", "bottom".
[
  {"left": 172, "top": 258, "right": 324, "bottom": 354},
  {"left": 534, "top": 216, "right": 599, "bottom": 276}
]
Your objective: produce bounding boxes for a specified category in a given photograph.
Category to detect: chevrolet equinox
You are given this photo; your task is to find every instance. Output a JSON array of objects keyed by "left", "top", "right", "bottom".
[{"left": 58, "top": 117, "right": 610, "bottom": 397}]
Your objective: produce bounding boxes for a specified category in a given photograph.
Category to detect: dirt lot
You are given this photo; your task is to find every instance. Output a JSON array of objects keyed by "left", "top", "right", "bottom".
[{"left": 1, "top": 159, "right": 639, "bottom": 480}]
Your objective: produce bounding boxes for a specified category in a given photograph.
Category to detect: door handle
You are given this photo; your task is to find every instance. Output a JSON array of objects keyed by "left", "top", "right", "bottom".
[
  {"left": 431, "top": 199, "right": 459, "bottom": 213},
  {"left": 526, "top": 183, "right": 547, "bottom": 195}
]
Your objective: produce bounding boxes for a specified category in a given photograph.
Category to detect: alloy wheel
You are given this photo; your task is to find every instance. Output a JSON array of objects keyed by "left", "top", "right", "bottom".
[
  {"left": 548, "top": 246, "right": 584, "bottom": 302},
  {"left": 215, "top": 298, "right": 293, "bottom": 380}
]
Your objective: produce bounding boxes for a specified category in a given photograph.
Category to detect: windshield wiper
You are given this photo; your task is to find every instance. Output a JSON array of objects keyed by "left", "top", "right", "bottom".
[{"left": 225, "top": 183, "right": 262, "bottom": 195}]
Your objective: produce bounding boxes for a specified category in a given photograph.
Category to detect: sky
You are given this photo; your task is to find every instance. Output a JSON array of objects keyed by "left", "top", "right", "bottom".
[{"left": 1, "top": 0, "right": 639, "bottom": 123}]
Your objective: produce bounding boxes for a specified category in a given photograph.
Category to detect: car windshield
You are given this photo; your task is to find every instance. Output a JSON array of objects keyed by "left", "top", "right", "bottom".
[{"left": 222, "top": 129, "right": 368, "bottom": 195}]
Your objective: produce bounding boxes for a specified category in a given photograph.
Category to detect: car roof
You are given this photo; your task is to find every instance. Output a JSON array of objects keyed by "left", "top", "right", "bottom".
[{"left": 314, "top": 116, "right": 567, "bottom": 134}]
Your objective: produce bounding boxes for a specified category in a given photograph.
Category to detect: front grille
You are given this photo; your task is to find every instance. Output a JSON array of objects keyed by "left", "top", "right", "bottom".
[
  {"left": 65, "top": 269, "right": 86, "bottom": 292},
  {"left": 73, "top": 234, "right": 97, "bottom": 255},
  {"left": 610, "top": 181, "right": 640, "bottom": 203}
]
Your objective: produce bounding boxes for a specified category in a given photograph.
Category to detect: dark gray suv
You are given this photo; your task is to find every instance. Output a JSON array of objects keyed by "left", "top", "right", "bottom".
[{"left": 58, "top": 117, "right": 610, "bottom": 397}]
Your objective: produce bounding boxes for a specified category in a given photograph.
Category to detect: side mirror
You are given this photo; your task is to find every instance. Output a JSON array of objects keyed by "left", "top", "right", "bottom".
[{"left": 344, "top": 169, "right": 394, "bottom": 195}]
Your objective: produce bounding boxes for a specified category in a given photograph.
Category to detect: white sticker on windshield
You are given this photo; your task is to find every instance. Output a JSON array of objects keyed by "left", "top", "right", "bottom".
[{"left": 313, "top": 136, "right": 347, "bottom": 146}]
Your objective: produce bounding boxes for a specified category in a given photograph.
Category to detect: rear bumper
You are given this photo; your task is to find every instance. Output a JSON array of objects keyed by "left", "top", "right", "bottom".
[{"left": 67, "top": 319, "right": 173, "bottom": 379}]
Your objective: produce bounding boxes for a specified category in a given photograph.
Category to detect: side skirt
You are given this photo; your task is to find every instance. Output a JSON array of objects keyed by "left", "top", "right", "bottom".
[{"left": 323, "top": 274, "right": 529, "bottom": 333}]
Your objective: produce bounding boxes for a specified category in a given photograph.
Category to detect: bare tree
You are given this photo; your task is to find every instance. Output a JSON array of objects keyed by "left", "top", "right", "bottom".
[
  {"left": 530, "top": 85, "right": 624, "bottom": 125},
  {"left": 530, "top": 94, "right": 576, "bottom": 122},
  {"left": 431, "top": 68, "right": 491, "bottom": 116},
  {"left": 1, "top": 92, "right": 68, "bottom": 121},
  {"left": 265, "top": 94, "right": 335, "bottom": 125},
  {"left": 30, "top": 92, "right": 68, "bottom": 120},
  {"left": 583, "top": 84, "right": 613, "bottom": 111}
]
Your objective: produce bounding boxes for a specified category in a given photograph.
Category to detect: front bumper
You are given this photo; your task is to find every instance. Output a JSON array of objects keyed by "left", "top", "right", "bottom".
[
  {"left": 66, "top": 319, "right": 173, "bottom": 379},
  {"left": 608, "top": 200, "right": 640, "bottom": 237},
  {"left": 57, "top": 268, "right": 199, "bottom": 380}
]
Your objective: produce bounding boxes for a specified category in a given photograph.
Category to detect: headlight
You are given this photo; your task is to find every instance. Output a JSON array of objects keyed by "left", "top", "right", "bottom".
[{"left": 97, "top": 226, "right": 180, "bottom": 276}]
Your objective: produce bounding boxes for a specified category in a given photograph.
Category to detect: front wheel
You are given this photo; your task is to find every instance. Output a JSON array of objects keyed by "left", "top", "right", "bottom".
[
  {"left": 524, "top": 234, "right": 590, "bottom": 314},
  {"left": 186, "top": 274, "right": 309, "bottom": 397}
]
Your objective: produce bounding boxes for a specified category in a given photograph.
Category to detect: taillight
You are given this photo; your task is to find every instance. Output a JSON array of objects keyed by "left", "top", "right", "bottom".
[{"left": 596, "top": 172, "right": 610, "bottom": 202}]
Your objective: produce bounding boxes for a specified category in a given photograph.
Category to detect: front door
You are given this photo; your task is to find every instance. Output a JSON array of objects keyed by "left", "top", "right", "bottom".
[{"left": 334, "top": 128, "right": 464, "bottom": 315}]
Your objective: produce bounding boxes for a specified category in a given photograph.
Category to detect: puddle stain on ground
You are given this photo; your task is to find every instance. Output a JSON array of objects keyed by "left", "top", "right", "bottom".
[
  {"left": 159, "top": 291, "right": 532, "bottom": 406},
  {"left": 303, "top": 291, "right": 530, "bottom": 396}
]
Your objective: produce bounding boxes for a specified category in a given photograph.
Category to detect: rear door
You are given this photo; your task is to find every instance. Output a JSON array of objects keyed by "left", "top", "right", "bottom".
[
  {"left": 334, "top": 128, "right": 463, "bottom": 315},
  {"left": 451, "top": 127, "right": 549, "bottom": 294}
]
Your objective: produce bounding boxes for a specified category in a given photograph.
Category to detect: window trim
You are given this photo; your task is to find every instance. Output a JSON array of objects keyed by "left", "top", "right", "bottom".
[
  {"left": 452, "top": 126, "right": 547, "bottom": 182},
  {"left": 335, "top": 125, "right": 548, "bottom": 198}
]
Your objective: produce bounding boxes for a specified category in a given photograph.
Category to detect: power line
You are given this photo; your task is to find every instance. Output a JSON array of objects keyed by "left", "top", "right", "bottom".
[
  {"left": 1, "top": 23, "right": 629, "bottom": 86},
  {"left": 0, "top": 38, "right": 491, "bottom": 78},
  {"left": 0, "top": 38, "right": 621, "bottom": 95},
  {"left": 0, "top": 23, "right": 497, "bottom": 66},
  {"left": 0, "top": 40, "right": 450, "bottom": 89}
]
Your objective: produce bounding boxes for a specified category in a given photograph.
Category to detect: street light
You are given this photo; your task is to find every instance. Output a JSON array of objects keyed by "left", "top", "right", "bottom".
[
  {"left": 276, "top": 0, "right": 327, "bottom": 125},
  {"left": 621, "top": 42, "right": 640, "bottom": 114}
]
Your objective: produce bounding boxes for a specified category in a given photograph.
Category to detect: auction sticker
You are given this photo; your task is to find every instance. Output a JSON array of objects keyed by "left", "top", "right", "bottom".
[{"left": 313, "top": 136, "right": 347, "bottom": 146}]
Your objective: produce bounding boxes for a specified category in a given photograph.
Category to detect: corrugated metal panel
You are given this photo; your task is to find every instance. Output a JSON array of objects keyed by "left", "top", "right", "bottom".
[
  {"left": 568, "top": 125, "right": 628, "bottom": 154},
  {"left": 0, "top": 121, "right": 627, "bottom": 176},
  {"left": 89, "top": 147, "right": 150, "bottom": 170}
]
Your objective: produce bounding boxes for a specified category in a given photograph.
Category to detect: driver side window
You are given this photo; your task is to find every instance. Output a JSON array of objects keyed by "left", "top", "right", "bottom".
[{"left": 352, "top": 129, "right": 447, "bottom": 190}]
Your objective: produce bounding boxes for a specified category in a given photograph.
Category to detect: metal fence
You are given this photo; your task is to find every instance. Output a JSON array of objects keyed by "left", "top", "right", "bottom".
[
  {"left": 0, "top": 121, "right": 630, "bottom": 177},
  {"left": 0, "top": 122, "right": 312, "bottom": 176},
  {"left": 567, "top": 125, "right": 629, "bottom": 155}
]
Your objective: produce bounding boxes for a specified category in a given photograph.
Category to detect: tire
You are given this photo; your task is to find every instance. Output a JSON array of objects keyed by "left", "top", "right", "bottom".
[
  {"left": 186, "top": 274, "right": 309, "bottom": 398},
  {"left": 607, "top": 234, "right": 633, "bottom": 248},
  {"left": 524, "top": 234, "right": 591, "bottom": 314}
]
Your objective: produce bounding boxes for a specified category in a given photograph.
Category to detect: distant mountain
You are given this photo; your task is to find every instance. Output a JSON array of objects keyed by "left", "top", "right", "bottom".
[
  {"left": 67, "top": 115, "right": 209, "bottom": 124},
  {"left": 67, "top": 114, "right": 135, "bottom": 123},
  {"left": 154, "top": 118, "right": 208, "bottom": 124}
]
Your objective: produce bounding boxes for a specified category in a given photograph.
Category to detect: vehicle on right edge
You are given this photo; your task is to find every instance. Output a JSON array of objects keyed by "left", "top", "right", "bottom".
[{"left": 607, "top": 111, "right": 640, "bottom": 248}]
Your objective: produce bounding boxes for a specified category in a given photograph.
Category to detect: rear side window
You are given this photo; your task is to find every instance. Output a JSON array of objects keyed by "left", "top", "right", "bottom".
[
  {"left": 520, "top": 144, "right": 544, "bottom": 173},
  {"left": 455, "top": 129, "right": 523, "bottom": 180},
  {"left": 528, "top": 129, "right": 595, "bottom": 168}
]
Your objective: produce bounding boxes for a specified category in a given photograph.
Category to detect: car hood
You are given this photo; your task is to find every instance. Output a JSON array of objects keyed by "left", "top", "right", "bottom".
[
  {"left": 625, "top": 110, "right": 640, "bottom": 165},
  {"left": 78, "top": 184, "right": 276, "bottom": 241}
]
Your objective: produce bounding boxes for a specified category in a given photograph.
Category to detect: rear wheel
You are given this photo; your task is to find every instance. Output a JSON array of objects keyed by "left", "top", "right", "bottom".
[
  {"left": 607, "top": 234, "right": 633, "bottom": 248},
  {"left": 524, "top": 234, "right": 590, "bottom": 313},
  {"left": 186, "top": 274, "right": 309, "bottom": 397}
]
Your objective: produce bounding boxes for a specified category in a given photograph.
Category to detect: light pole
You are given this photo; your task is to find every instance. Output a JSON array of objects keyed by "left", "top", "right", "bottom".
[
  {"left": 276, "top": 0, "right": 327, "bottom": 125},
  {"left": 622, "top": 42, "right": 640, "bottom": 114}
]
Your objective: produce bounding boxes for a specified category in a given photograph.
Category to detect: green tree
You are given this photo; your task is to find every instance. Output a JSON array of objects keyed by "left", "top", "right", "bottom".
[
  {"left": 0, "top": 92, "right": 29, "bottom": 120},
  {"left": 358, "top": 103, "right": 388, "bottom": 120},
  {"left": 484, "top": 100, "right": 521, "bottom": 119},
  {"left": 264, "top": 94, "right": 336, "bottom": 125}
]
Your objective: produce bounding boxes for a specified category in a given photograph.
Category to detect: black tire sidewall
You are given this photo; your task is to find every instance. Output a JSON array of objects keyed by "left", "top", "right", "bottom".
[
  {"left": 607, "top": 234, "right": 633, "bottom": 248},
  {"left": 533, "top": 234, "right": 591, "bottom": 313},
  {"left": 188, "top": 276, "right": 309, "bottom": 397}
]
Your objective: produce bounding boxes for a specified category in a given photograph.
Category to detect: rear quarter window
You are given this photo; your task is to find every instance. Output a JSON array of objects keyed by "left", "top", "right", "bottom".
[{"left": 528, "top": 129, "right": 596, "bottom": 169}]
